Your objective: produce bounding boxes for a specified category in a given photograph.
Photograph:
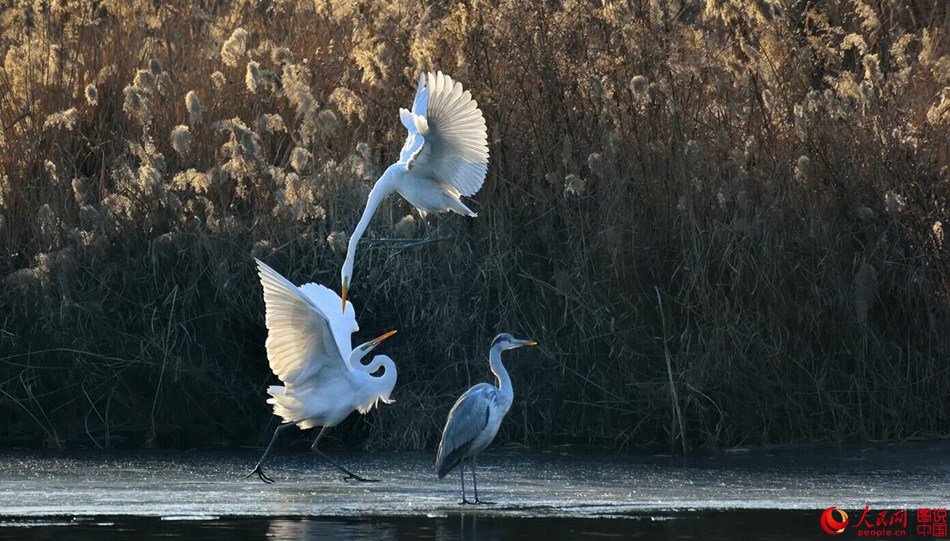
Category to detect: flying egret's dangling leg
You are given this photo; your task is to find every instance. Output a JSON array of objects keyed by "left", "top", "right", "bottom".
[
  {"left": 310, "top": 426, "right": 380, "bottom": 483},
  {"left": 246, "top": 422, "right": 295, "bottom": 483}
]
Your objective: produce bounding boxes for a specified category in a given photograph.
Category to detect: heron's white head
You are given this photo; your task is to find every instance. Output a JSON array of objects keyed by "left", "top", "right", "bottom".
[{"left": 491, "top": 333, "right": 538, "bottom": 351}]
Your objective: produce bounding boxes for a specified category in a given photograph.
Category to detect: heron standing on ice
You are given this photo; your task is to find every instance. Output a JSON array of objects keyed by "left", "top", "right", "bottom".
[{"left": 435, "top": 333, "right": 537, "bottom": 504}]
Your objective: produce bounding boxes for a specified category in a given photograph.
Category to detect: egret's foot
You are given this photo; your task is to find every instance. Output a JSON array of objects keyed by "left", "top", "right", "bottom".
[
  {"left": 245, "top": 464, "right": 275, "bottom": 484},
  {"left": 342, "top": 472, "right": 380, "bottom": 483}
]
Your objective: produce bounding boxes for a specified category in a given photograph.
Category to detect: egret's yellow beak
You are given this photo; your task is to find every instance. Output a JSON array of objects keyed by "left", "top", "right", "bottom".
[{"left": 368, "top": 329, "right": 398, "bottom": 349}]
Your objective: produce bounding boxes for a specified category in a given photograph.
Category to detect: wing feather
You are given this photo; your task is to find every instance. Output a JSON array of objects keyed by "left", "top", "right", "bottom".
[
  {"left": 256, "top": 259, "right": 348, "bottom": 387},
  {"left": 398, "top": 71, "right": 488, "bottom": 198},
  {"left": 435, "top": 383, "right": 494, "bottom": 478},
  {"left": 298, "top": 282, "right": 358, "bottom": 360},
  {"left": 410, "top": 72, "right": 427, "bottom": 116}
]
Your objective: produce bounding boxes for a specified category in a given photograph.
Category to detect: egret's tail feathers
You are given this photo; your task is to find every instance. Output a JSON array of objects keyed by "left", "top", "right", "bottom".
[
  {"left": 266, "top": 386, "right": 313, "bottom": 428},
  {"left": 454, "top": 199, "right": 477, "bottom": 217}
]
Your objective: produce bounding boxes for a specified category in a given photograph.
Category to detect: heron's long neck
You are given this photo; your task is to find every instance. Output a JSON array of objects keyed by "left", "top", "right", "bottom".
[
  {"left": 343, "top": 167, "right": 399, "bottom": 273},
  {"left": 489, "top": 344, "right": 513, "bottom": 407}
]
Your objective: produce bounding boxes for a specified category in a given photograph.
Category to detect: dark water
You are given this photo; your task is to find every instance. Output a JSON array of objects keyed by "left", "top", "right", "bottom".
[
  {"left": 0, "top": 512, "right": 819, "bottom": 540},
  {"left": 0, "top": 441, "right": 946, "bottom": 539}
]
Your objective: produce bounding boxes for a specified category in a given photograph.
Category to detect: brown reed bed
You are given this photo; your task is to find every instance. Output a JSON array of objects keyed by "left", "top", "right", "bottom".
[{"left": 1, "top": 0, "right": 948, "bottom": 452}]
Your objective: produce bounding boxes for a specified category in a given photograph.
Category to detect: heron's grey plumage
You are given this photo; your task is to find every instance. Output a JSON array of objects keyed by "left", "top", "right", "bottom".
[
  {"left": 435, "top": 333, "right": 536, "bottom": 504},
  {"left": 436, "top": 383, "right": 495, "bottom": 478}
]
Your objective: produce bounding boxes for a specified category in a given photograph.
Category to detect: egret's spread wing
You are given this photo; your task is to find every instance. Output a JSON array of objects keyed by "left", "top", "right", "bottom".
[
  {"left": 410, "top": 72, "right": 428, "bottom": 117},
  {"left": 256, "top": 259, "right": 348, "bottom": 387},
  {"left": 299, "top": 282, "right": 358, "bottom": 358},
  {"left": 398, "top": 74, "right": 428, "bottom": 161},
  {"left": 399, "top": 71, "right": 488, "bottom": 197},
  {"left": 436, "top": 383, "right": 494, "bottom": 478}
]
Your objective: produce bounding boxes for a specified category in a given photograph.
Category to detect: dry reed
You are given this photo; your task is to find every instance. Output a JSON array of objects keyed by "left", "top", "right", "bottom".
[{"left": 1, "top": 0, "right": 948, "bottom": 451}]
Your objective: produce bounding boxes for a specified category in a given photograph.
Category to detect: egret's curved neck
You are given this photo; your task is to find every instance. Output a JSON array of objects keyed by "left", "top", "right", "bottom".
[
  {"left": 348, "top": 346, "right": 371, "bottom": 371},
  {"left": 489, "top": 344, "right": 513, "bottom": 408},
  {"left": 363, "top": 355, "right": 393, "bottom": 375},
  {"left": 362, "top": 355, "right": 397, "bottom": 396},
  {"left": 348, "top": 348, "right": 394, "bottom": 377},
  {"left": 343, "top": 166, "right": 401, "bottom": 279}
]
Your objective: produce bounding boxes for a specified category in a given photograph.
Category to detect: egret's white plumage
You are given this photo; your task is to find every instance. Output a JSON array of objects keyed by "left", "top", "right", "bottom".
[
  {"left": 435, "top": 333, "right": 536, "bottom": 504},
  {"left": 247, "top": 259, "right": 398, "bottom": 483},
  {"left": 341, "top": 71, "right": 489, "bottom": 311}
]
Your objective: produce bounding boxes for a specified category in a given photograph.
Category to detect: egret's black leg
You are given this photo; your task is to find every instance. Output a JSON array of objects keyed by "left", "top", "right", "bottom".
[
  {"left": 246, "top": 422, "right": 294, "bottom": 483},
  {"left": 311, "top": 426, "right": 379, "bottom": 483}
]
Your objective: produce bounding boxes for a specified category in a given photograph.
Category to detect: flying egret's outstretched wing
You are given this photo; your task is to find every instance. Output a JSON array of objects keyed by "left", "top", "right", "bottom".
[
  {"left": 256, "top": 259, "right": 349, "bottom": 387},
  {"left": 435, "top": 383, "right": 495, "bottom": 478},
  {"left": 399, "top": 71, "right": 489, "bottom": 197}
]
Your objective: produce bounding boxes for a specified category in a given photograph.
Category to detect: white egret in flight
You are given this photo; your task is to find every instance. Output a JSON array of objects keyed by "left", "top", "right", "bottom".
[
  {"left": 247, "top": 259, "right": 398, "bottom": 483},
  {"left": 435, "top": 333, "right": 537, "bottom": 504},
  {"left": 341, "top": 71, "right": 489, "bottom": 311}
]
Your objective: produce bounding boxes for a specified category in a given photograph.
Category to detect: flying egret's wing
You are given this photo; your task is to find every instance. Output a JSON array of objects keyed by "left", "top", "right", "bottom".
[
  {"left": 398, "top": 74, "right": 428, "bottom": 169},
  {"left": 298, "top": 282, "right": 358, "bottom": 358},
  {"left": 399, "top": 71, "right": 488, "bottom": 197},
  {"left": 435, "top": 383, "right": 495, "bottom": 478},
  {"left": 256, "top": 259, "right": 349, "bottom": 387},
  {"left": 410, "top": 72, "right": 428, "bottom": 117}
]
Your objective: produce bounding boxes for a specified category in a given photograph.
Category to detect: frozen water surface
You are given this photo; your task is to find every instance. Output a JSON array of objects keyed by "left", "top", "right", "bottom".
[{"left": 0, "top": 441, "right": 946, "bottom": 539}]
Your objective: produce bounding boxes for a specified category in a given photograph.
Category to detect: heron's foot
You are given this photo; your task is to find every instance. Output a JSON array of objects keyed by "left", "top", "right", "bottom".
[
  {"left": 474, "top": 498, "right": 495, "bottom": 505},
  {"left": 342, "top": 472, "right": 380, "bottom": 483},
  {"left": 245, "top": 464, "right": 275, "bottom": 484},
  {"left": 458, "top": 498, "right": 474, "bottom": 505}
]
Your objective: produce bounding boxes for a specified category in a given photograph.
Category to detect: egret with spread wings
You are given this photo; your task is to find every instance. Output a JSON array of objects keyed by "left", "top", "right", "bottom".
[
  {"left": 341, "top": 71, "right": 489, "bottom": 312},
  {"left": 247, "top": 259, "right": 398, "bottom": 483},
  {"left": 435, "top": 333, "right": 537, "bottom": 504}
]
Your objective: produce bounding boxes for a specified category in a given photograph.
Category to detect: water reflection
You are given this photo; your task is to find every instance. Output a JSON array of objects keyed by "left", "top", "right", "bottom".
[
  {"left": 0, "top": 512, "right": 822, "bottom": 541},
  {"left": 267, "top": 518, "right": 397, "bottom": 540},
  {"left": 266, "top": 517, "right": 468, "bottom": 541}
]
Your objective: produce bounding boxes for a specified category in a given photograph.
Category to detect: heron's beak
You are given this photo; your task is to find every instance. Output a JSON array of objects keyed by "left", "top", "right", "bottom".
[
  {"left": 341, "top": 280, "right": 348, "bottom": 314},
  {"left": 367, "top": 329, "right": 398, "bottom": 349},
  {"left": 518, "top": 339, "right": 538, "bottom": 348}
]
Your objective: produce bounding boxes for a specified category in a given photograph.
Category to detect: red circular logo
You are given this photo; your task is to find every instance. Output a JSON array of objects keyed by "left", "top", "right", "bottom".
[{"left": 821, "top": 506, "right": 850, "bottom": 535}]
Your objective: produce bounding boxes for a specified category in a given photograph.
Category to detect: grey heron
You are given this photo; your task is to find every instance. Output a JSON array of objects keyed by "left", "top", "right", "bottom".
[
  {"left": 341, "top": 71, "right": 489, "bottom": 312},
  {"left": 435, "top": 333, "right": 537, "bottom": 504},
  {"left": 247, "top": 259, "right": 398, "bottom": 483}
]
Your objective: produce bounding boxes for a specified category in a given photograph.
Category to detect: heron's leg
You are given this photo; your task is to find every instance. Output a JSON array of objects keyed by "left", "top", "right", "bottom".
[
  {"left": 471, "top": 458, "right": 477, "bottom": 502},
  {"left": 471, "top": 457, "right": 494, "bottom": 505},
  {"left": 311, "top": 426, "right": 380, "bottom": 483},
  {"left": 245, "top": 422, "right": 294, "bottom": 483},
  {"left": 457, "top": 462, "right": 471, "bottom": 505}
]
